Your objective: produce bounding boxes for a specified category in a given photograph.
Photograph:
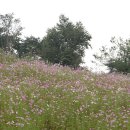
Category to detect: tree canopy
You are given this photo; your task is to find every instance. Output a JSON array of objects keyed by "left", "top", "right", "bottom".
[
  {"left": 0, "top": 13, "right": 92, "bottom": 69},
  {"left": 0, "top": 13, "right": 23, "bottom": 53},
  {"left": 94, "top": 37, "right": 130, "bottom": 74},
  {"left": 40, "top": 15, "right": 92, "bottom": 68},
  {"left": 15, "top": 36, "right": 41, "bottom": 58}
]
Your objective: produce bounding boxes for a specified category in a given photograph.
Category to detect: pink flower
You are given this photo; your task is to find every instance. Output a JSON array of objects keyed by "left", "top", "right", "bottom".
[{"left": 21, "top": 95, "right": 27, "bottom": 101}]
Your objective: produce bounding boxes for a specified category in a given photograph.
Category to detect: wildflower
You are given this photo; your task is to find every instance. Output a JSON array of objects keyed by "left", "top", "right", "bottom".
[{"left": 21, "top": 95, "right": 27, "bottom": 101}]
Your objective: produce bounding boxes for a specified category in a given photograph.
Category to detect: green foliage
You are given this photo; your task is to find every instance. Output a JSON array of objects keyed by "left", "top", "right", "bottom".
[
  {"left": 0, "top": 13, "right": 23, "bottom": 53},
  {"left": 0, "top": 58, "right": 130, "bottom": 130},
  {"left": 94, "top": 37, "right": 130, "bottom": 73},
  {"left": 41, "top": 15, "right": 91, "bottom": 68},
  {"left": 15, "top": 36, "right": 41, "bottom": 58}
]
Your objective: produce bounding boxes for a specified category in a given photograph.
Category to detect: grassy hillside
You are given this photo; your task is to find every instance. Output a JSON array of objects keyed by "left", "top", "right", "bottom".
[{"left": 0, "top": 53, "right": 130, "bottom": 130}]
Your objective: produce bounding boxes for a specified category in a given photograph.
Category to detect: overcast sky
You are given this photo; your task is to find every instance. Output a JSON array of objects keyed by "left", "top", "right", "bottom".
[{"left": 1, "top": 0, "right": 130, "bottom": 72}]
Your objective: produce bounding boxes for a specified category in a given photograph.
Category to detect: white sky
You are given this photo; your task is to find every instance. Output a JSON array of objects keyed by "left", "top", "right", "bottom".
[{"left": 1, "top": 0, "right": 130, "bottom": 72}]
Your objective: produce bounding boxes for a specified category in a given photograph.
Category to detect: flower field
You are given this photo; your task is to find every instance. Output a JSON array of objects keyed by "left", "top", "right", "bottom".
[{"left": 0, "top": 53, "right": 130, "bottom": 130}]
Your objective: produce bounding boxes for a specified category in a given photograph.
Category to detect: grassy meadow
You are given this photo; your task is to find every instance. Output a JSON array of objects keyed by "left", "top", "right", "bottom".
[{"left": 0, "top": 52, "right": 130, "bottom": 130}]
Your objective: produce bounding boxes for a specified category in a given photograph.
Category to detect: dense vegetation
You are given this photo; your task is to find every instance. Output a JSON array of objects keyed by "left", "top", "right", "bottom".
[
  {"left": 0, "top": 13, "right": 130, "bottom": 130},
  {"left": 0, "top": 51, "right": 130, "bottom": 130}
]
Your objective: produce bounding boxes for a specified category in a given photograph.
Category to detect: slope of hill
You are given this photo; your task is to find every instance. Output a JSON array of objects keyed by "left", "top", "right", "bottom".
[{"left": 0, "top": 53, "right": 130, "bottom": 130}]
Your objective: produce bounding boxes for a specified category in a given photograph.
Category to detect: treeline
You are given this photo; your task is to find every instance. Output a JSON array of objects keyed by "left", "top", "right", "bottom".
[
  {"left": 0, "top": 13, "right": 130, "bottom": 73},
  {"left": 0, "top": 13, "right": 91, "bottom": 69}
]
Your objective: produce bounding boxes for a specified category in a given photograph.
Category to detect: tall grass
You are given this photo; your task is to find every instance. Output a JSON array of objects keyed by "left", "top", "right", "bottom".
[{"left": 0, "top": 53, "right": 130, "bottom": 130}]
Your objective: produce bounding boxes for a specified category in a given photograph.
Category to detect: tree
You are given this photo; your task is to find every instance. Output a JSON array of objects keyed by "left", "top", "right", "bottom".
[
  {"left": 94, "top": 37, "right": 130, "bottom": 73},
  {"left": 41, "top": 15, "right": 92, "bottom": 68},
  {"left": 0, "top": 13, "right": 23, "bottom": 53},
  {"left": 15, "top": 36, "right": 41, "bottom": 58}
]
